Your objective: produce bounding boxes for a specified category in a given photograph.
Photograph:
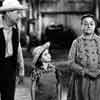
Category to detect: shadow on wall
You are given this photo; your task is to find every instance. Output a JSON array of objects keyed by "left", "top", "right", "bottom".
[
  {"left": 41, "top": 24, "right": 77, "bottom": 60},
  {"left": 42, "top": 24, "right": 77, "bottom": 51}
]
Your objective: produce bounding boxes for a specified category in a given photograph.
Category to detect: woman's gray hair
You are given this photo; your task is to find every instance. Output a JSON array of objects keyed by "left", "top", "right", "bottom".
[{"left": 81, "top": 13, "right": 97, "bottom": 25}]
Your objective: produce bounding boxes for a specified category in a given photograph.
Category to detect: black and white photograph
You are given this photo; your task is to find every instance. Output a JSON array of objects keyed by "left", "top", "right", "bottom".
[{"left": 0, "top": 0, "right": 99, "bottom": 100}]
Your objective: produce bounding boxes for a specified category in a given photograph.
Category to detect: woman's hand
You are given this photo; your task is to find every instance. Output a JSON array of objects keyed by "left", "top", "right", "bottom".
[{"left": 85, "top": 68, "right": 100, "bottom": 78}]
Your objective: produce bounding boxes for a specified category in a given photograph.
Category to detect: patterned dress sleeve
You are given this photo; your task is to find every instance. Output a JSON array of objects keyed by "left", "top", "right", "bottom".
[
  {"left": 68, "top": 39, "right": 84, "bottom": 74},
  {"left": 97, "top": 37, "right": 100, "bottom": 69},
  {"left": 97, "top": 40, "right": 100, "bottom": 77}
]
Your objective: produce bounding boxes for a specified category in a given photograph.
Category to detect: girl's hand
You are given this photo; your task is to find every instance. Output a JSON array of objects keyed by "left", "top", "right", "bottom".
[{"left": 42, "top": 62, "right": 55, "bottom": 72}]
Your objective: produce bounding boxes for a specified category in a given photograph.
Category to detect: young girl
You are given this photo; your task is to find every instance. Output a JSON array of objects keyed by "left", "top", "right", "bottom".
[
  {"left": 68, "top": 14, "right": 100, "bottom": 100},
  {"left": 30, "top": 42, "right": 55, "bottom": 100}
]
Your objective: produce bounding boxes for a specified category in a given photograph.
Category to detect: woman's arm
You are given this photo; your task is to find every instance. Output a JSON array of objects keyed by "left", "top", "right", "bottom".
[{"left": 68, "top": 40, "right": 83, "bottom": 73}]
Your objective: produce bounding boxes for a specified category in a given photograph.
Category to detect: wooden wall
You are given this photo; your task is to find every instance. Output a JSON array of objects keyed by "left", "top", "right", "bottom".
[{"left": 39, "top": 0, "right": 94, "bottom": 36}]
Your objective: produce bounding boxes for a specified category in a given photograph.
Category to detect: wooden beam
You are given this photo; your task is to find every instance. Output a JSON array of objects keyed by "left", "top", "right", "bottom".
[
  {"left": 67, "top": 1, "right": 92, "bottom": 4},
  {"left": 41, "top": 11, "right": 93, "bottom": 15}
]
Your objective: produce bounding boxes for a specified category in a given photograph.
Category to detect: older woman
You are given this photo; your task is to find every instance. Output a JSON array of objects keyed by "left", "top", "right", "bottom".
[{"left": 68, "top": 14, "right": 100, "bottom": 100}]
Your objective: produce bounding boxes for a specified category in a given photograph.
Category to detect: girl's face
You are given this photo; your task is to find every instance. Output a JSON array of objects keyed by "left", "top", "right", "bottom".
[
  {"left": 81, "top": 17, "right": 96, "bottom": 35},
  {"left": 41, "top": 49, "right": 51, "bottom": 63}
]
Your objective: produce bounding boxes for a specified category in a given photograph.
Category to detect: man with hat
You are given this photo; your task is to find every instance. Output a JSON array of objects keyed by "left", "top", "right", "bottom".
[{"left": 0, "top": 0, "right": 27, "bottom": 100}]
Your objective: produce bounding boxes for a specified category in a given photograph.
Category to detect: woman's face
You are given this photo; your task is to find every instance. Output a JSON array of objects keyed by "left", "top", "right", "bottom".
[
  {"left": 41, "top": 49, "right": 51, "bottom": 63},
  {"left": 81, "top": 17, "right": 96, "bottom": 35}
]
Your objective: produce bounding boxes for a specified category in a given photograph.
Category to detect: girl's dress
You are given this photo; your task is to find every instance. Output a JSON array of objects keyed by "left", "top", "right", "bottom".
[
  {"left": 31, "top": 63, "right": 55, "bottom": 81},
  {"left": 68, "top": 34, "right": 100, "bottom": 100},
  {"left": 30, "top": 63, "right": 56, "bottom": 100}
]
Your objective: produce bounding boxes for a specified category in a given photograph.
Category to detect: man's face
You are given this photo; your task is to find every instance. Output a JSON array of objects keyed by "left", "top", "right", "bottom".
[
  {"left": 81, "top": 17, "right": 96, "bottom": 35},
  {"left": 7, "top": 10, "right": 22, "bottom": 24}
]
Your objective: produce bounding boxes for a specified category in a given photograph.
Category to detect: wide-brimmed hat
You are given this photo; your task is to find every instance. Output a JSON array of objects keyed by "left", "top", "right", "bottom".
[
  {"left": 32, "top": 42, "right": 50, "bottom": 65},
  {"left": 0, "top": 0, "right": 27, "bottom": 12}
]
